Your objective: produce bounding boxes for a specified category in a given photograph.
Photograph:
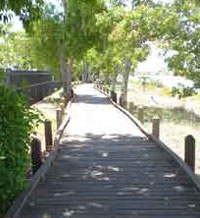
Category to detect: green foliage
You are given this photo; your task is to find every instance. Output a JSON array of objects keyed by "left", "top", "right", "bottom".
[
  {"left": 161, "top": 1, "right": 200, "bottom": 87},
  {"left": 0, "top": 0, "right": 44, "bottom": 30},
  {"left": 0, "top": 84, "right": 41, "bottom": 214},
  {"left": 29, "top": 18, "right": 63, "bottom": 78},
  {"left": 65, "top": 0, "right": 106, "bottom": 58},
  {"left": 0, "top": 30, "right": 38, "bottom": 70},
  {"left": 171, "top": 86, "right": 197, "bottom": 98},
  {"left": 0, "top": 69, "right": 4, "bottom": 82}
]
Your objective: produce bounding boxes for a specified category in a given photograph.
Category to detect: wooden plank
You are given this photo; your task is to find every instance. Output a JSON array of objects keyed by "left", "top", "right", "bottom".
[{"left": 18, "top": 84, "right": 200, "bottom": 218}]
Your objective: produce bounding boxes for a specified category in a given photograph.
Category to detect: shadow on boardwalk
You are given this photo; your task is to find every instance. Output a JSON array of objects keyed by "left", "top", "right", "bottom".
[
  {"left": 75, "top": 94, "right": 110, "bottom": 105},
  {"left": 19, "top": 84, "right": 200, "bottom": 218},
  {"left": 20, "top": 133, "right": 200, "bottom": 218}
]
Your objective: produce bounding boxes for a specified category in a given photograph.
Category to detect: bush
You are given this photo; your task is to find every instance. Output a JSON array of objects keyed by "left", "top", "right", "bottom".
[
  {"left": 171, "top": 87, "right": 181, "bottom": 97},
  {"left": 171, "top": 86, "right": 197, "bottom": 98},
  {"left": 0, "top": 84, "right": 40, "bottom": 215}
]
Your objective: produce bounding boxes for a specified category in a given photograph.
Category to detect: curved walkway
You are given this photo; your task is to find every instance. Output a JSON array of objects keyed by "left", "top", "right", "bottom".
[{"left": 20, "top": 84, "right": 200, "bottom": 217}]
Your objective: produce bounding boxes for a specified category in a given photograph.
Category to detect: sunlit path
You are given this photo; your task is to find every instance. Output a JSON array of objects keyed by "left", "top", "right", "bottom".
[{"left": 20, "top": 84, "right": 200, "bottom": 218}]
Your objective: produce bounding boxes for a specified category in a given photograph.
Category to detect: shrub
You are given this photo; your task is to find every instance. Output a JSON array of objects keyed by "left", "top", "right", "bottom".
[
  {"left": 171, "top": 86, "right": 197, "bottom": 98},
  {"left": 0, "top": 84, "right": 40, "bottom": 215},
  {"left": 171, "top": 87, "right": 181, "bottom": 97}
]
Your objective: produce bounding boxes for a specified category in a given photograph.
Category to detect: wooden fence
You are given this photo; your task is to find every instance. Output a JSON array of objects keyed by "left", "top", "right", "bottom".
[{"left": 4, "top": 69, "right": 61, "bottom": 104}]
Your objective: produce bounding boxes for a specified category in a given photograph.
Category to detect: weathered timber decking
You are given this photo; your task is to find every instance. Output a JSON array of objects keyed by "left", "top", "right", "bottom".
[{"left": 20, "top": 84, "right": 200, "bottom": 217}]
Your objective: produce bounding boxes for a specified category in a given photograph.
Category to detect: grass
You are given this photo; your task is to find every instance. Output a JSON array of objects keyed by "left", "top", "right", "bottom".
[{"left": 144, "top": 119, "right": 200, "bottom": 174}]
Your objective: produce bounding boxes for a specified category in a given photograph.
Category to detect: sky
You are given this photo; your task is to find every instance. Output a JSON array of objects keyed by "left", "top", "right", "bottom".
[
  {"left": 136, "top": 45, "right": 169, "bottom": 74},
  {"left": 9, "top": 0, "right": 173, "bottom": 73}
]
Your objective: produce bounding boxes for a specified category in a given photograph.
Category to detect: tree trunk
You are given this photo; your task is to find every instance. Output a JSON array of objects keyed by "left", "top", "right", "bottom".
[
  {"left": 121, "top": 59, "right": 131, "bottom": 103},
  {"left": 82, "top": 61, "right": 89, "bottom": 83},
  {"left": 66, "top": 57, "right": 74, "bottom": 98},
  {"left": 111, "top": 75, "right": 117, "bottom": 92},
  {"left": 60, "top": 52, "right": 67, "bottom": 94},
  {"left": 111, "top": 65, "right": 121, "bottom": 91},
  {"left": 60, "top": 0, "right": 72, "bottom": 98}
]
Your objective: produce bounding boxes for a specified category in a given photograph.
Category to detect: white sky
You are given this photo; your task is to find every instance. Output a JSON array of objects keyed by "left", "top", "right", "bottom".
[
  {"left": 136, "top": 44, "right": 169, "bottom": 74},
  {"left": 10, "top": 17, "right": 24, "bottom": 32}
]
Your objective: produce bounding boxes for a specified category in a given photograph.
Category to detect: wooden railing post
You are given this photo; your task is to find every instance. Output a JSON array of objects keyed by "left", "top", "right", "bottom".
[
  {"left": 152, "top": 116, "right": 160, "bottom": 138},
  {"left": 124, "top": 101, "right": 128, "bottom": 110},
  {"left": 119, "top": 94, "right": 124, "bottom": 107},
  {"left": 110, "top": 90, "right": 117, "bottom": 103},
  {"left": 104, "top": 87, "right": 106, "bottom": 93},
  {"left": 45, "top": 120, "right": 53, "bottom": 152},
  {"left": 138, "top": 106, "right": 144, "bottom": 123},
  {"left": 185, "top": 135, "right": 195, "bottom": 172},
  {"left": 61, "top": 97, "right": 67, "bottom": 107},
  {"left": 31, "top": 138, "right": 42, "bottom": 174},
  {"left": 56, "top": 108, "right": 62, "bottom": 129},
  {"left": 129, "top": 102, "right": 134, "bottom": 114},
  {"left": 60, "top": 103, "right": 65, "bottom": 116}
]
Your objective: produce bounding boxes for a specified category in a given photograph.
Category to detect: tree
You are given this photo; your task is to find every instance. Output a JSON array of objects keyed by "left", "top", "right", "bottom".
[
  {"left": 0, "top": 0, "right": 44, "bottom": 29},
  {"left": 0, "top": 29, "right": 38, "bottom": 69},
  {"left": 161, "top": 1, "right": 200, "bottom": 87},
  {"left": 83, "top": 5, "right": 126, "bottom": 86},
  {"left": 28, "top": 4, "right": 64, "bottom": 78},
  {"left": 59, "top": 0, "right": 107, "bottom": 97},
  {"left": 28, "top": 0, "right": 108, "bottom": 97},
  {"left": 88, "top": 4, "right": 170, "bottom": 102}
]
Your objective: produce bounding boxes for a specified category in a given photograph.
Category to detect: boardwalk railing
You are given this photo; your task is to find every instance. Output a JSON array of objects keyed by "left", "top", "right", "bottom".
[
  {"left": 17, "top": 81, "right": 61, "bottom": 104},
  {"left": 96, "top": 83, "right": 197, "bottom": 174},
  {"left": 30, "top": 96, "right": 68, "bottom": 175}
]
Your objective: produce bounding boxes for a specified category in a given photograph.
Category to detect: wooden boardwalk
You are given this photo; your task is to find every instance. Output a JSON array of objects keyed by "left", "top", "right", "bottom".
[{"left": 20, "top": 84, "right": 200, "bottom": 217}]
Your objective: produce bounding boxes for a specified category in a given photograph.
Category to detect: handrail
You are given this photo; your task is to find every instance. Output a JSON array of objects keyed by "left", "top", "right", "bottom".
[{"left": 16, "top": 81, "right": 60, "bottom": 90}]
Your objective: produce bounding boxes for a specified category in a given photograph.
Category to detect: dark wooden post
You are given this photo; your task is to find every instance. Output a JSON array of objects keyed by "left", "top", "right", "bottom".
[
  {"left": 152, "top": 116, "right": 160, "bottom": 138},
  {"left": 56, "top": 109, "right": 62, "bottom": 129},
  {"left": 35, "top": 87, "right": 38, "bottom": 102},
  {"left": 60, "top": 103, "right": 65, "bottom": 116},
  {"left": 45, "top": 120, "right": 53, "bottom": 152},
  {"left": 138, "top": 106, "right": 144, "bottom": 123},
  {"left": 185, "top": 135, "right": 195, "bottom": 172},
  {"left": 111, "top": 90, "right": 117, "bottom": 103},
  {"left": 119, "top": 95, "right": 124, "bottom": 107},
  {"left": 110, "top": 90, "right": 113, "bottom": 99},
  {"left": 31, "top": 138, "right": 43, "bottom": 174},
  {"left": 124, "top": 101, "right": 128, "bottom": 110},
  {"left": 61, "top": 97, "right": 67, "bottom": 107},
  {"left": 41, "top": 86, "right": 45, "bottom": 99},
  {"left": 39, "top": 86, "right": 42, "bottom": 100},
  {"left": 129, "top": 102, "right": 134, "bottom": 114},
  {"left": 104, "top": 87, "right": 107, "bottom": 94}
]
